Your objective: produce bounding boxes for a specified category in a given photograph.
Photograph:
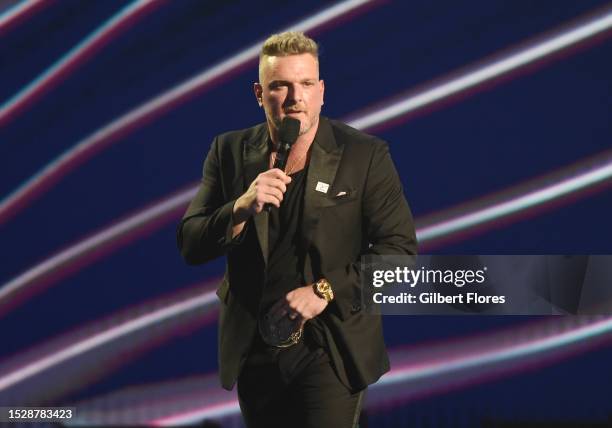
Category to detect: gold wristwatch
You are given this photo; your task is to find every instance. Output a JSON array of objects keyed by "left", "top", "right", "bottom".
[{"left": 313, "top": 278, "right": 334, "bottom": 302}]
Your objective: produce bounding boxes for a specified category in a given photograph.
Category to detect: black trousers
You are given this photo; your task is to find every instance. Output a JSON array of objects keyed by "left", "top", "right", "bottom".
[{"left": 237, "top": 336, "right": 365, "bottom": 428}]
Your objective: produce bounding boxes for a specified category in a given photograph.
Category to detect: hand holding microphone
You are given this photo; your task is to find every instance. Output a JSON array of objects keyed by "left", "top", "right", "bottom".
[{"left": 232, "top": 117, "right": 300, "bottom": 223}]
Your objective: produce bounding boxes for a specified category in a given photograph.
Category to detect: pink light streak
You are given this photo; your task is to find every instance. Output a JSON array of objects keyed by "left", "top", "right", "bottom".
[
  {"left": 416, "top": 151, "right": 612, "bottom": 249},
  {"left": 0, "top": 0, "right": 50, "bottom": 37},
  {"left": 0, "top": 281, "right": 219, "bottom": 394},
  {"left": 4, "top": 1, "right": 607, "bottom": 227},
  {"left": 0, "top": 0, "right": 376, "bottom": 226},
  {"left": 76, "top": 316, "right": 608, "bottom": 426},
  {"left": 0, "top": 184, "right": 196, "bottom": 315},
  {"left": 1, "top": 148, "right": 610, "bottom": 317},
  {"left": 0, "top": 0, "right": 164, "bottom": 128}
]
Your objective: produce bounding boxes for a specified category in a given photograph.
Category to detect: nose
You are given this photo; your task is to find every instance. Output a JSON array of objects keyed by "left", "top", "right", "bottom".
[{"left": 287, "top": 83, "right": 303, "bottom": 104}]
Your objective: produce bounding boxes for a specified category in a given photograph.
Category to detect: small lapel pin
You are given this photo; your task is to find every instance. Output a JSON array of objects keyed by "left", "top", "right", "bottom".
[
  {"left": 315, "top": 181, "right": 329, "bottom": 193},
  {"left": 335, "top": 191, "right": 347, "bottom": 197}
]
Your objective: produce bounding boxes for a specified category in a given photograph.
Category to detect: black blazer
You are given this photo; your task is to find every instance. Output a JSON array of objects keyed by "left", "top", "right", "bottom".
[{"left": 177, "top": 116, "right": 417, "bottom": 391}]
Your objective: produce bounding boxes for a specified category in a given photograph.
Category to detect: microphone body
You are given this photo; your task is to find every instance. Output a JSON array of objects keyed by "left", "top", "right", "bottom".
[
  {"left": 265, "top": 117, "right": 300, "bottom": 212},
  {"left": 272, "top": 141, "right": 292, "bottom": 171}
]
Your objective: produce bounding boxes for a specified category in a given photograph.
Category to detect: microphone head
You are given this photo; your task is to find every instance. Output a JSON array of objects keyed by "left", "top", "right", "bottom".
[{"left": 278, "top": 116, "right": 301, "bottom": 145}]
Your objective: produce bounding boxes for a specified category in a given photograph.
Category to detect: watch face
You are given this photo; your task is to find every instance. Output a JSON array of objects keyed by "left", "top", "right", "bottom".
[{"left": 318, "top": 281, "right": 330, "bottom": 292}]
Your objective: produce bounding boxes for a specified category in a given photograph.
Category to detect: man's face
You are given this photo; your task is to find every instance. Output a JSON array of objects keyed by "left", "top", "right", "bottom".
[{"left": 255, "top": 53, "right": 325, "bottom": 137}]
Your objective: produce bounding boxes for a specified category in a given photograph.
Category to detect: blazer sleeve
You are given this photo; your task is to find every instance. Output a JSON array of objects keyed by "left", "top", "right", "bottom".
[
  {"left": 176, "top": 136, "right": 247, "bottom": 265},
  {"left": 325, "top": 140, "right": 417, "bottom": 320}
]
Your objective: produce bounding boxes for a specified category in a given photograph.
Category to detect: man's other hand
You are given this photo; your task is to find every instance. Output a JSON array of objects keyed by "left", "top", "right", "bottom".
[{"left": 269, "top": 284, "right": 328, "bottom": 327}]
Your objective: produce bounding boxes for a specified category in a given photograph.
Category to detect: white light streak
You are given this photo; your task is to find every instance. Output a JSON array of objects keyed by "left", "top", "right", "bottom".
[
  {"left": 417, "top": 159, "right": 612, "bottom": 242},
  {"left": 348, "top": 9, "right": 612, "bottom": 130},
  {"left": 0, "top": 289, "right": 217, "bottom": 391}
]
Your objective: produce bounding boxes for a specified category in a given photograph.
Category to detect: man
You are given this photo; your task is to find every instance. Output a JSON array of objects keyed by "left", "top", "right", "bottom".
[{"left": 177, "top": 32, "right": 416, "bottom": 427}]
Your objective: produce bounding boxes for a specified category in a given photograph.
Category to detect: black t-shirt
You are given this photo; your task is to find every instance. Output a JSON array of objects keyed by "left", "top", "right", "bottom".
[
  {"left": 247, "top": 167, "right": 328, "bottom": 383},
  {"left": 265, "top": 167, "right": 308, "bottom": 307}
]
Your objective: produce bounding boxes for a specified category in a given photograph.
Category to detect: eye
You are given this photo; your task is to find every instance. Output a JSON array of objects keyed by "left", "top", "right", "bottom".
[{"left": 269, "top": 81, "right": 287, "bottom": 90}]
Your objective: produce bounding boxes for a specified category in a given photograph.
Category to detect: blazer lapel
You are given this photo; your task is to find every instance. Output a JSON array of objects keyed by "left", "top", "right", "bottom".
[
  {"left": 301, "top": 117, "right": 344, "bottom": 273},
  {"left": 243, "top": 126, "right": 270, "bottom": 265}
]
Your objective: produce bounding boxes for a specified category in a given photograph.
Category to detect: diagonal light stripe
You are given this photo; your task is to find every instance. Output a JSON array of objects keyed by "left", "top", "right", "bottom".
[
  {"left": 377, "top": 316, "right": 612, "bottom": 386},
  {"left": 0, "top": 0, "right": 375, "bottom": 310},
  {"left": 144, "top": 316, "right": 612, "bottom": 425},
  {"left": 1, "top": 149, "right": 610, "bottom": 315},
  {"left": 0, "top": 286, "right": 218, "bottom": 391},
  {"left": 0, "top": 0, "right": 164, "bottom": 127},
  {"left": 347, "top": 7, "right": 612, "bottom": 130},
  {"left": 0, "top": 185, "right": 196, "bottom": 308},
  {"left": 0, "top": 0, "right": 48, "bottom": 36},
  {"left": 1, "top": 4, "right": 611, "bottom": 313},
  {"left": 4, "top": 296, "right": 606, "bottom": 423},
  {"left": 416, "top": 156, "right": 612, "bottom": 243},
  {"left": 150, "top": 401, "right": 240, "bottom": 427},
  {"left": 0, "top": 0, "right": 375, "bottom": 225}
]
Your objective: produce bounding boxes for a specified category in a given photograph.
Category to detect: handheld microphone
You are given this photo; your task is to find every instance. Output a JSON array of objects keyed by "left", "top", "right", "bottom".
[
  {"left": 266, "top": 116, "right": 300, "bottom": 212},
  {"left": 272, "top": 116, "right": 301, "bottom": 170}
]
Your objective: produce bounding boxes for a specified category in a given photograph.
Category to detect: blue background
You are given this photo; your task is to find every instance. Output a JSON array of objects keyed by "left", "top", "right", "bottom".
[{"left": 1, "top": 0, "right": 611, "bottom": 426}]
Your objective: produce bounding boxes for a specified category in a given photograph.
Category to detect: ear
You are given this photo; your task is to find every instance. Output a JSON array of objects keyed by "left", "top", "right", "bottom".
[
  {"left": 320, "top": 79, "right": 325, "bottom": 106},
  {"left": 253, "top": 82, "right": 263, "bottom": 107}
]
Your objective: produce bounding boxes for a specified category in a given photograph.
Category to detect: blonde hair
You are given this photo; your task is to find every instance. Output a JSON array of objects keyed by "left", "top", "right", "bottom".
[{"left": 259, "top": 31, "right": 319, "bottom": 80}]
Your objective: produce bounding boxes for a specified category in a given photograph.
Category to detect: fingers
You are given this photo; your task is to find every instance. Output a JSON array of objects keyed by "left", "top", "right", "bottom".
[
  {"left": 260, "top": 170, "right": 290, "bottom": 194},
  {"left": 263, "top": 186, "right": 285, "bottom": 205},
  {"left": 267, "top": 286, "right": 328, "bottom": 325},
  {"left": 266, "top": 168, "right": 292, "bottom": 185},
  {"left": 268, "top": 300, "right": 303, "bottom": 323},
  {"left": 253, "top": 190, "right": 283, "bottom": 210},
  {"left": 247, "top": 169, "right": 292, "bottom": 212}
]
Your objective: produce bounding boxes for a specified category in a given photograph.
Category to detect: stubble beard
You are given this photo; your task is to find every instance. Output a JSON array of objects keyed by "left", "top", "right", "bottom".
[{"left": 266, "top": 110, "right": 320, "bottom": 142}]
